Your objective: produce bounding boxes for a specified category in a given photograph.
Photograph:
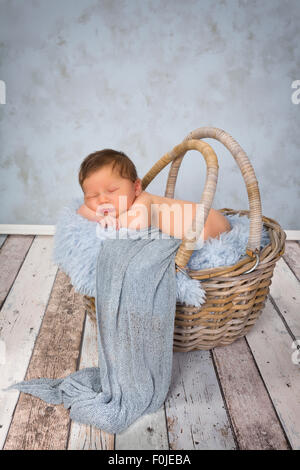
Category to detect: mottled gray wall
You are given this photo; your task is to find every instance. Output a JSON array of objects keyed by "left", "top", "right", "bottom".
[{"left": 0, "top": 0, "right": 299, "bottom": 228}]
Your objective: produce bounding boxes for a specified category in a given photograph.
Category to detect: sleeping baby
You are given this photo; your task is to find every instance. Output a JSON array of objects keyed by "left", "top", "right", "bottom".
[{"left": 76, "top": 149, "right": 231, "bottom": 243}]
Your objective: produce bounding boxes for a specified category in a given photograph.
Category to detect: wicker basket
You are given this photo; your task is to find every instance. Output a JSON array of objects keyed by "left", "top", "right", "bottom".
[{"left": 83, "top": 126, "right": 286, "bottom": 351}]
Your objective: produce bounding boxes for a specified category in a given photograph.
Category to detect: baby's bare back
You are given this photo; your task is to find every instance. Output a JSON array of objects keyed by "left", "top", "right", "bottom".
[{"left": 142, "top": 191, "right": 231, "bottom": 241}]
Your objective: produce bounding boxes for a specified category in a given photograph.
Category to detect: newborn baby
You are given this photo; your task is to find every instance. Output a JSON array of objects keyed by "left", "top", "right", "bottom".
[{"left": 76, "top": 149, "right": 231, "bottom": 242}]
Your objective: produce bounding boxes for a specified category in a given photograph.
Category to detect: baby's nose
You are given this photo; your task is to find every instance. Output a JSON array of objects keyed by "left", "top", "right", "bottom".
[{"left": 97, "top": 194, "right": 111, "bottom": 204}]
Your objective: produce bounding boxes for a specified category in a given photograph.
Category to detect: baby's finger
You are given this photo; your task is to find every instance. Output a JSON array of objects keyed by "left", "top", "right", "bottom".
[
  {"left": 98, "top": 218, "right": 106, "bottom": 229},
  {"left": 106, "top": 214, "right": 117, "bottom": 228},
  {"left": 96, "top": 215, "right": 104, "bottom": 223}
]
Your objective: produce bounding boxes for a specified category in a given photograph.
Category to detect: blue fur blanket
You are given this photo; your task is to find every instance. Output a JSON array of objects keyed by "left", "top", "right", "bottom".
[{"left": 52, "top": 197, "right": 270, "bottom": 307}]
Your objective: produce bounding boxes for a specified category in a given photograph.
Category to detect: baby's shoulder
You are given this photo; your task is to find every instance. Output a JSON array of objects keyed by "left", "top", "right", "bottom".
[{"left": 134, "top": 190, "right": 153, "bottom": 206}]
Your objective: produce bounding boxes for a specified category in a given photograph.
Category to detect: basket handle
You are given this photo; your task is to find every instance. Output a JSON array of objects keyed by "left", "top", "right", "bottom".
[
  {"left": 141, "top": 138, "right": 219, "bottom": 269},
  {"left": 142, "top": 126, "right": 263, "bottom": 272},
  {"left": 164, "top": 127, "right": 263, "bottom": 264}
]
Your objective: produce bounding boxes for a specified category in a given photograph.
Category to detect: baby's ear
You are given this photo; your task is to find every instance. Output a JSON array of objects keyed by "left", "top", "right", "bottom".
[{"left": 135, "top": 178, "right": 143, "bottom": 195}]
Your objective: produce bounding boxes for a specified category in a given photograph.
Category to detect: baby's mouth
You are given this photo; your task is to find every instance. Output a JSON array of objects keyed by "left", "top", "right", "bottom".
[{"left": 97, "top": 206, "right": 116, "bottom": 216}]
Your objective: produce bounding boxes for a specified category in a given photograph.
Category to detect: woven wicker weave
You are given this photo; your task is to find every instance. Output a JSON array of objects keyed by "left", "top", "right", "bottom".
[{"left": 83, "top": 127, "right": 286, "bottom": 351}]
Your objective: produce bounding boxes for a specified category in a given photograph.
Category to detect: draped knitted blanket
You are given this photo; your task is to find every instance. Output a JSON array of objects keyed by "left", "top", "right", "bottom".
[{"left": 4, "top": 226, "right": 182, "bottom": 434}]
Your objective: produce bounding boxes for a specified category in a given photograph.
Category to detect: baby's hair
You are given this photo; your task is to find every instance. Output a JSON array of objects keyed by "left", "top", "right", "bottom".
[{"left": 78, "top": 149, "right": 139, "bottom": 190}]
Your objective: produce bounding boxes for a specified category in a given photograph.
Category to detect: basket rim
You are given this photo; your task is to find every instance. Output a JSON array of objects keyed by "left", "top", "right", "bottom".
[{"left": 176, "top": 207, "right": 286, "bottom": 280}]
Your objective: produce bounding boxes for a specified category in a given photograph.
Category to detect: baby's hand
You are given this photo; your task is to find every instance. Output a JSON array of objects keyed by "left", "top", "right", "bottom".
[{"left": 98, "top": 213, "right": 120, "bottom": 230}]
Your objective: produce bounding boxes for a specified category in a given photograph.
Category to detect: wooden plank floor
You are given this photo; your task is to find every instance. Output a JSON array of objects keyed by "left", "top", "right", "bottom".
[{"left": 0, "top": 235, "right": 299, "bottom": 450}]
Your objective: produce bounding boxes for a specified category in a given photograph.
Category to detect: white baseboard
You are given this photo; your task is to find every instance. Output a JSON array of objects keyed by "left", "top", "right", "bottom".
[
  {"left": 0, "top": 225, "right": 56, "bottom": 235},
  {"left": 0, "top": 225, "right": 299, "bottom": 240},
  {"left": 285, "top": 231, "right": 300, "bottom": 240}
]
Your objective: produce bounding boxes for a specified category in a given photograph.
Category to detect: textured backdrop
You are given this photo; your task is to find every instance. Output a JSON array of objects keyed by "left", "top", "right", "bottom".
[{"left": 0, "top": 0, "right": 299, "bottom": 228}]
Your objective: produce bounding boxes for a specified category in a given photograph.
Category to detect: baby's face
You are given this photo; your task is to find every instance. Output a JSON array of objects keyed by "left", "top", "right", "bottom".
[{"left": 82, "top": 164, "right": 142, "bottom": 218}]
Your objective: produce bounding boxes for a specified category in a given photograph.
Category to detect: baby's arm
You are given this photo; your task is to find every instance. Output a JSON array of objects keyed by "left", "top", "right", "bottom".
[
  {"left": 76, "top": 204, "right": 99, "bottom": 222},
  {"left": 118, "top": 193, "right": 152, "bottom": 230},
  {"left": 204, "top": 209, "right": 231, "bottom": 240},
  {"left": 76, "top": 201, "right": 147, "bottom": 230}
]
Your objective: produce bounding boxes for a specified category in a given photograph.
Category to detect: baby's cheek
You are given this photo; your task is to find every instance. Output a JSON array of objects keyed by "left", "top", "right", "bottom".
[
  {"left": 115, "top": 197, "right": 130, "bottom": 214},
  {"left": 84, "top": 200, "right": 93, "bottom": 211}
]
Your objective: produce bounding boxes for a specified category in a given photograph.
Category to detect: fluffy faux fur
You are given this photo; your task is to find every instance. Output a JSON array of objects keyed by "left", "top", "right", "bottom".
[{"left": 53, "top": 197, "right": 270, "bottom": 307}]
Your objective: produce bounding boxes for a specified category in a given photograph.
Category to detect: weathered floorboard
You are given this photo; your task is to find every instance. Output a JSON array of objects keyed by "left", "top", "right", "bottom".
[
  {"left": 268, "top": 257, "right": 300, "bottom": 339},
  {"left": 165, "top": 350, "right": 236, "bottom": 450},
  {"left": 3, "top": 269, "right": 85, "bottom": 450},
  {"left": 0, "top": 235, "right": 34, "bottom": 309},
  {"left": 0, "top": 235, "right": 7, "bottom": 249},
  {"left": 283, "top": 241, "right": 300, "bottom": 281},
  {"left": 115, "top": 404, "right": 169, "bottom": 450},
  {"left": 0, "top": 236, "right": 58, "bottom": 449},
  {"left": 213, "top": 337, "right": 290, "bottom": 450},
  {"left": 246, "top": 297, "right": 300, "bottom": 450}
]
